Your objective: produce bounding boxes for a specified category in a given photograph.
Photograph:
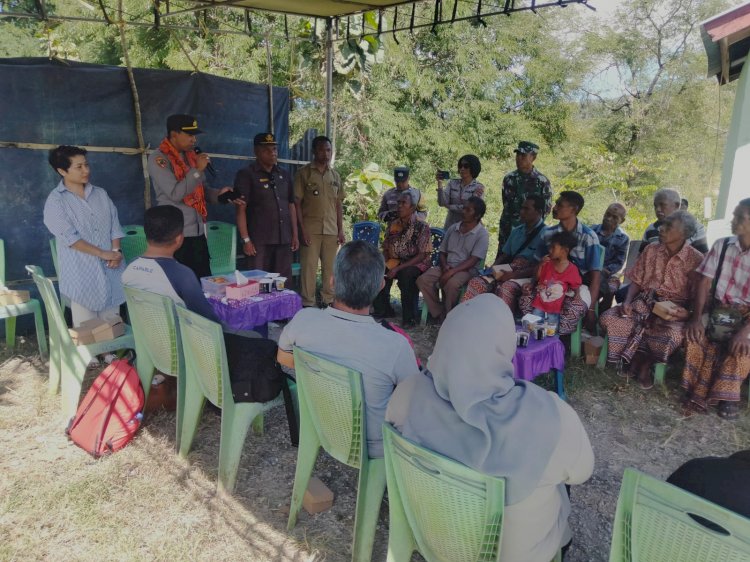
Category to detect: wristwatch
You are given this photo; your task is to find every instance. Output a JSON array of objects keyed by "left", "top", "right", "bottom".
[
  {"left": 113, "top": 248, "right": 122, "bottom": 253},
  {"left": 242, "top": 237, "right": 251, "bottom": 244}
]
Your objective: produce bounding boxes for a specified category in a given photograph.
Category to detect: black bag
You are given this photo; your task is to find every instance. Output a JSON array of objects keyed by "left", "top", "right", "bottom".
[
  {"left": 707, "top": 239, "right": 744, "bottom": 343},
  {"left": 223, "top": 333, "right": 284, "bottom": 403}
]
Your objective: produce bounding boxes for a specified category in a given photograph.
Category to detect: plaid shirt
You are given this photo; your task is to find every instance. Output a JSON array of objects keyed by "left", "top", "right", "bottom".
[
  {"left": 592, "top": 224, "right": 630, "bottom": 276},
  {"left": 697, "top": 237, "right": 750, "bottom": 305},
  {"left": 536, "top": 220, "right": 602, "bottom": 275}
]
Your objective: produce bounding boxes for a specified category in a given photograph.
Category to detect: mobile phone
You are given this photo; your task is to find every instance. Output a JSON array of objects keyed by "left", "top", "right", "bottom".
[
  {"left": 218, "top": 190, "right": 242, "bottom": 204},
  {"left": 438, "top": 170, "right": 450, "bottom": 180}
]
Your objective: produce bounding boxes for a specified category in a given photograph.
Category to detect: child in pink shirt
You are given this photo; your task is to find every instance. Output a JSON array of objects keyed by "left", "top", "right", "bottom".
[{"left": 532, "top": 231, "right": 582, "bottom": 332}]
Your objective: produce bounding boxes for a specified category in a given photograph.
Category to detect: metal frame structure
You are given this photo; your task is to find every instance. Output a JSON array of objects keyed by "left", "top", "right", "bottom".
[{"left": 0, "top": 0, "right": 598, "bottom": 136}]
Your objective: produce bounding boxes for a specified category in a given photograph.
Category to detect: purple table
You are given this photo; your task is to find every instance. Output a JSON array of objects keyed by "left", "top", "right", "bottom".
[
  {"left": 208, "top": 290, "right": 302, "bottom": 336},
  {"left": 512, "top": 328, "right": 567, "bottom": 399}
]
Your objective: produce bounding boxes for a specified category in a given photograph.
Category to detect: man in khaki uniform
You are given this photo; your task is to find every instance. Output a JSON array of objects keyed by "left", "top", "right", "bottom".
[{"left": 294, "top": 135, "right": 345, "bottom": 307}]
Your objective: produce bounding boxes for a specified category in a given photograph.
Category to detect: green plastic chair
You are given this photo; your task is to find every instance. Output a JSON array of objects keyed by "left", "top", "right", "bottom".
[
  {"left": 610, "top": 468, "right": 750, "bottom": 561},
  {"left": 206, "top": 221, "right": 237, "bottom": 275},
  {"left": 119, "top": 225, "right": 147, "bottom": 264},
  {"left": 175, "top": 305, "right": 284, "bottom": 494},
  {"left": 420, "top": 258, "right": 485, "bottom": 326},
  {"left": 571, "top": 244, "right": 605, "bottom": 358},
  {"left": 27, "top": 266, "right": 135, "bottom": 419},
  {"left": 0, "top": 240, "right": 47, "bottom": 356},
  {"left": 49, "top": 237, "right": 71, "bottom": 309},
  {"left": 123, "top": 286, "right": 184, "bottom": 448},
  {"left": 287, "top": 347, "right": 386, "bottom": 562},
  {"left": 382, "top": 423, "right": 506, "bottom": 562},
  {"left": 596, "top": 335, "right": 666, "bottom": 386}
]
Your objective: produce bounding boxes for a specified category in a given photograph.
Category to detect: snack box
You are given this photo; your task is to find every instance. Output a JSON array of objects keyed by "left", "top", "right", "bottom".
[
  {"left": 92, "top": 317, "right": 126, "bottom": 342},
  {"left": 225, "top": 280, "right": 260, "bottom": 300},
  {"left": 201, "top": 270, "right": 266, "bottom": 297},
  {"left": 0, "top": 289, "right": 30, "bottom": 306},
  {"left": 69, "top": 317, "right": 126, "bottom": 345},
  {"left": 652, "top": 300, "right": 684, "bottom": 320}
]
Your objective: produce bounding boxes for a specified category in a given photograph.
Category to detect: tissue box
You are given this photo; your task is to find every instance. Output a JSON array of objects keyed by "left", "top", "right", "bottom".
[
  {"left": 521, "top": 313, "right": 543, "bottom": 331},
  {"left": 652, "top": 301, "right": 684, "bottom": 320},
  {"left": 92, "top": 317, "right": 126, "bottom": 342},
  {"left": 0, "top": 289, "right": 30, "bottom": 305},
  {"left": 226, "top": 280, "right": 260, "bottom": 300},
  {"left": 201, "top": 270, "right": 267, "bottom": 297}
]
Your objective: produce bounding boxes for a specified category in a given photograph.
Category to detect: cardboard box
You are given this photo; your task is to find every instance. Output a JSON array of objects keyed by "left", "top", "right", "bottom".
[
  {"left": 91, "top": 317, "right": 126, "bottom": 342},
  {"left": 226, "top": 280, "right": 260, "bottom": 300},
  {"left": 303, "top": 476, "right": 334, "bottom": 515},
  {"left": 652, "top": 300, "right": 684, "bottom": 320},
  {"left": 0, "top": 289, "right": 30, "bottom": 306},
  {"left": 584, "top": 336, "right": 605, "bottom": 365},
  {"left": 68, "top": 318, "right": 101, "bottom": 346}
]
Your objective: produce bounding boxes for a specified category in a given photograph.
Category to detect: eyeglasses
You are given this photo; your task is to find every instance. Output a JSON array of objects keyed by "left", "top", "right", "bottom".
[{"left": 458, "top": 163, "right": 470, "bottom": 169}]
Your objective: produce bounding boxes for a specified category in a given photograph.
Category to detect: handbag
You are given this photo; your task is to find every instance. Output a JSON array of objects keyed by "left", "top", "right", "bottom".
[{"left": 707, "top": 239, "right": 744, "bottom": 343}]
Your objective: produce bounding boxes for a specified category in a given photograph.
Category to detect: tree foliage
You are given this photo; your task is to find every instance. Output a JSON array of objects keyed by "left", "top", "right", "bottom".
[{"left": 0, "top": 0, "right": 740, "bottom": 251}]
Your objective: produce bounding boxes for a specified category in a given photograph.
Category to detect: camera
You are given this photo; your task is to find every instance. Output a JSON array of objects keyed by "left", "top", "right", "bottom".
[{"left": 437, "top": 170, "right": 450, "bottom": 180}]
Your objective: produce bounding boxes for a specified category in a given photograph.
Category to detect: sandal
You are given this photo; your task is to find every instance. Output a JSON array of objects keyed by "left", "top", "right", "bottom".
[
  {"left": 638, "top": 373, "right": 654, "bottom": 390},
  {"left": 681, "top": 401, "right": 706, "bottom": 417},
  {"left": 717, "top": 401, "right": 740, "bottom": 420}
]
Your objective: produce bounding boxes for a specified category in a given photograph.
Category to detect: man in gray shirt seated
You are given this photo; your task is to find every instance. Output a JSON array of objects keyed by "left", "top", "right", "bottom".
[
  {"left": 277, "top": 240, "right": 420, "bottom": 458},
  {"left": 416, "top": 196, "right": 490, "bottom": 322}
]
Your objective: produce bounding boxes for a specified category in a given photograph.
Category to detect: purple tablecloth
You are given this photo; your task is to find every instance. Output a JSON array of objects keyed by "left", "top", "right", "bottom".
[
  {"left": 208, "top": 290, "right": 302, "bottom": 331},
  {"left": 512, "top": 328, "right": 566, "bottom": 381}
]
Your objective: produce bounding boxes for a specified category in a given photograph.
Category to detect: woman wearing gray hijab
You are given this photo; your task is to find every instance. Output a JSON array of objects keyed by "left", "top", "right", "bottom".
[{"left": 385, "top": 294, "right": 594, "bottom": 562}]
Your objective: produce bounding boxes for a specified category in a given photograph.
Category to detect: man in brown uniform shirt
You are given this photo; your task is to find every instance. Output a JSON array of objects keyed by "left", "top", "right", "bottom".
[
  {"left": 294, "top": 135, "right": 345, "bottom": 307},
  {"left": 234, "top": 133, "right": 298, "bottom": 280}
]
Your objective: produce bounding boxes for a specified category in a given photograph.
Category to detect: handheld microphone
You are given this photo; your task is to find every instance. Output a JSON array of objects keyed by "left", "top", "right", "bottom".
[{"left": 194, "top": 146, "right": 216, "bottom": 176}]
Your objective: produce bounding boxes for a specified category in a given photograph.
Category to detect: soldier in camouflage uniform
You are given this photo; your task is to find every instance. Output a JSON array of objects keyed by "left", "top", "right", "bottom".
[{"left": 498, "top": 141, "right": 552, "bottom": 257}]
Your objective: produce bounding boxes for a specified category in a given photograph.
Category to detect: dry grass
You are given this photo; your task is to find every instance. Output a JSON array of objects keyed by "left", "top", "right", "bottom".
[{"left": 2, "top": 329, "right": 750, "bottom": 562}]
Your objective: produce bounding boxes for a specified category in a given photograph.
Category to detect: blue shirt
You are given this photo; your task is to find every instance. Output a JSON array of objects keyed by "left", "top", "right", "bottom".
[
  {"left": 122, "top": 256, "right": 219, "bottom": 322},
  {"left": 536, "top": 220, "right": 603, "bottom": 275},
  {"left": 591, "top": 224, "right": 630, "bottom": 276},
  {"left": 43, "top": 181, "right": 125, "bottom": 311},
  {"left": 501, "top": 218, "right": 545, "bottom": 262}
]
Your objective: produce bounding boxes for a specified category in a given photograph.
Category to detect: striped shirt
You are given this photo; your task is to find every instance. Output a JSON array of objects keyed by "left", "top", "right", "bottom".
[
  {"left": 43, "top": 181, "right": 125, "bottom": 311},
  {"left": 697, "top": 237, "right": 750, "bottom": 305},
  {"left": 536, "top": 220, "right": 603, "bottom": 275}
]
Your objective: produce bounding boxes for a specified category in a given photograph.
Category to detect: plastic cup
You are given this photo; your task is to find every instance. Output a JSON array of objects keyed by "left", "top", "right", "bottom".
[
  {"left": 260, "top": 279, "right": 272, "bottom": 294},
  {"left": 545, "top": 323, "right": 557, "bottom": 337},
  {"left": 274, "top": 277, "right": 287, "bottom": 291}
]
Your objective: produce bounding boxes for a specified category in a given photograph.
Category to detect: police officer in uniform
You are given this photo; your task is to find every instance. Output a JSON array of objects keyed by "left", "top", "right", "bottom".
[
  {"left": 234, "top": 133, "right": 298, "bottom": 280},
  {"left": 148, "top": 114, "right": 241, "bottom": 279},
  {"left": 377, "top": 166, "right": 428, "bottom": 223}
]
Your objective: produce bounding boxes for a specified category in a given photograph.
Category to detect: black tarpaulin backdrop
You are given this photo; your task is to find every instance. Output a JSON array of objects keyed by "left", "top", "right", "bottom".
[{"left": 0, "top": 57, "right": 289, "bottom": 288}]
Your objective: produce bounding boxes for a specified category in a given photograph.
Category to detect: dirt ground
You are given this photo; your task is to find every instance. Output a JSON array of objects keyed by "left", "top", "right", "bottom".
[{"left": 2, "top": 325, "right": 749, "bottom": 561}]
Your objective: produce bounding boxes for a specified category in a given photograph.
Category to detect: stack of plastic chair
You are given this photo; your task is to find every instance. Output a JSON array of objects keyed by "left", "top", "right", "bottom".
[
  {"left": 352, "top": 221, "right": 381, "bottom": 247},
  {"left": 206, "top": 221, "right": 237, "bottom": 276},
  {"left": 382, "top": 423, "right": 507, "bottom": 562},
  {"left": 571, "top": 244, "right": 605, "bottom": 358},
  {"left": 119, "top": 225, "right": 147, "bottom": 264},
  {"left": 0, "top": 240, "right": 46, "bottom": 356},
  {"left": 27, "top": 266, "right": 134, "bottom": 420},
  {"left": 175, "top": 306, "right": 288, "bottom": 494},
  {"left": 124, "top": 286, "right": 184, "bottom": 449},
  {"left": 610, "top": 468, "right": 750, "bottom": 561},
  {"left": 287, "top": 347, "right": 386, "bottom": 562}
]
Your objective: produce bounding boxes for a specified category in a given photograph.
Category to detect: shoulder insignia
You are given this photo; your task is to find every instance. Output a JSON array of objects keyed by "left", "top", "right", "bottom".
[{"left": 155, "top": 156, "right": 168, "bottom": 169}]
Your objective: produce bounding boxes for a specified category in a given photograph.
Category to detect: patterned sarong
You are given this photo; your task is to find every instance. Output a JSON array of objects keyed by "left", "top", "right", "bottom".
[{"left": 681, "top": 305, "right": 750, "bottom": 408}]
